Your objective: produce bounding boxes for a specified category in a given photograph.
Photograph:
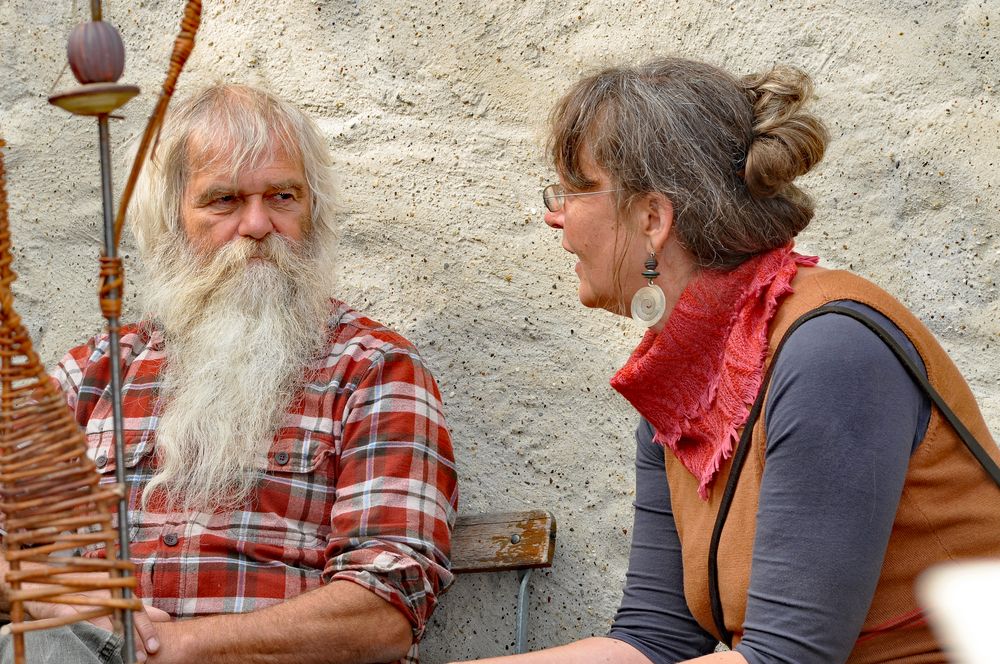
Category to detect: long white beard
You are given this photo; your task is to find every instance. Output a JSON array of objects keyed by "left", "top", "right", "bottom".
[{"left": 142, "top": 233, "right": 332, "bottom": 512}]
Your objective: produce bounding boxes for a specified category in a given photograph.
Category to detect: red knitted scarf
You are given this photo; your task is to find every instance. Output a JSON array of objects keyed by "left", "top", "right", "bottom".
[{"left": 611, "top": 244, "right": 818, "bottom": 499}]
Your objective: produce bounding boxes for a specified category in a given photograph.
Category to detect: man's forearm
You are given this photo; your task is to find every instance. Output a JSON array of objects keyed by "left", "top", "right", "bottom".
[{"left": 150, "top": 579, "right": 412, "bottom": 664}]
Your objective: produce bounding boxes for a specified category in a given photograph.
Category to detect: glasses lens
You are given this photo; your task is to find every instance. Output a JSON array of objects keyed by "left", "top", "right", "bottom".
[{"left": 542, "top": 184, "right": 561, "bottom": 212}]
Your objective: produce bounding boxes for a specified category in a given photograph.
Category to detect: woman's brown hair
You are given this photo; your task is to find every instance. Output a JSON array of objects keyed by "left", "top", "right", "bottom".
[{"left": 548, "top": 57, "right": 828, "bottom": 269}]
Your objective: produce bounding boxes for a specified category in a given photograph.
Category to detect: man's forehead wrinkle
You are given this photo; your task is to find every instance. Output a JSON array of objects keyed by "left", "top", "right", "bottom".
[
  {"left": 185, "top": 129, "right": 304, "bottom": 183},
  {"left": 187, "top": 135, "right": 272, "bottom": 177}
]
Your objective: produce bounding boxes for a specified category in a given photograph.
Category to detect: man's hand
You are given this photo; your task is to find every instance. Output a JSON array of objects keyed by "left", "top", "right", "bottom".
[
  {"left": 143, "top": 620, "right": 191, "bottom": 664},
  {"left": 25, "top": 584, "right": 170, "bottom": 662}
]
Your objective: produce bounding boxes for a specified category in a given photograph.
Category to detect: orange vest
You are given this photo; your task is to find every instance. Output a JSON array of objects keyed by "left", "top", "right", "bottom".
[{"left": 665, "top": 268, "right": 1000, "bottom": 663}]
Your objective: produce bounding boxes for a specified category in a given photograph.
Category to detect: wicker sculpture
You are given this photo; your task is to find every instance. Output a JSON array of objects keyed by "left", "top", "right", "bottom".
[
  {"left": 0, "top": 140, "right": 143, "bottom": 659},
  {"left": 0, "top": 2, "right": 201, "bottom": 662}
]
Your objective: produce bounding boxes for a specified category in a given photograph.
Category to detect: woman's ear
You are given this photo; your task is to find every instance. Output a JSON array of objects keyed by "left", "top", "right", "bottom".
[{"left": 635, "top": 192, "right": 675, "bottom": 253}]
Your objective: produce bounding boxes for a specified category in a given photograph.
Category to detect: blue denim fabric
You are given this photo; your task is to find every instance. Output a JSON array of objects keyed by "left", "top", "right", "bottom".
[{"left": 0, "top": 622, "right": 122, "bottom": 664}]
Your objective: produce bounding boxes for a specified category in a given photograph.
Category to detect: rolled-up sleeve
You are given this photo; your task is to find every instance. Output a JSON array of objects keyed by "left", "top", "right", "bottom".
[
  {"left": 50, "top": 336, "right": 97, "bottom": 414},
  {"left": 323, "top": 346, "right": 458, "bottom": 640}
]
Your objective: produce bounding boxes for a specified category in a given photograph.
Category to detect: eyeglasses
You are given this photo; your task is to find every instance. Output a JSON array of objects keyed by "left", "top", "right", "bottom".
[{"left": 542, "top": 183, "right": 622, "bottom": 212}]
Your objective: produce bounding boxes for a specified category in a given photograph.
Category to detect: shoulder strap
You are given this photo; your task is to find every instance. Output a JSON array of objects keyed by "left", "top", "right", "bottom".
[{"left": 707, "top": 303, "right": 1000, "bottom": 647}]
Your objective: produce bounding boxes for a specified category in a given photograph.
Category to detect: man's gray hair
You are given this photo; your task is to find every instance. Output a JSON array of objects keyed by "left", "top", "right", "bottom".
[{"left": 129, "top": 84, "right": 338, "bottom": 259}]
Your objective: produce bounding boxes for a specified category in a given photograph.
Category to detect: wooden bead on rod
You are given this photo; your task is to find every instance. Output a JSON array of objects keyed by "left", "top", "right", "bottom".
[
  {"left": 68, "top": 20, "right": 125, "bottom": 85},
  {"left": 49, "top": 10, "right": 139, "bottom": 117}
]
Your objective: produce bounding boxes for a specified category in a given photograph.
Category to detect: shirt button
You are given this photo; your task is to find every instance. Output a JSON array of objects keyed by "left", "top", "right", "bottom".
[
  {"left": 275, "top": 451, "right": 290, "bottom": 466},
  {"left": 95, "top": 454, "right": 108, "bottom": 469},
  {"left": 163, "top": 533, "right": 179, "bottom": 547}
]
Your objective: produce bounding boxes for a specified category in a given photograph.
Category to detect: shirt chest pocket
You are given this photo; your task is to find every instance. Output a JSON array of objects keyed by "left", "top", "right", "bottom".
[
  {"left": 81, "top": 429, "right": 155, "bottom": 555},
  {"left": 235, "top": 432, "right": 337, "bottom": 551},
  {"left": 87, "top": 429, "right": 154, "bottom": 477},
  {"left": 264, "top": 432, "right": 335, "bottom": 476}
]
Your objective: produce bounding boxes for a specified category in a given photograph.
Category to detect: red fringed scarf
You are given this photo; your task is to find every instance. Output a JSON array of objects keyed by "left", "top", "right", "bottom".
[{"left": 611, "top": 244, "right": 818, "bottom": 499}]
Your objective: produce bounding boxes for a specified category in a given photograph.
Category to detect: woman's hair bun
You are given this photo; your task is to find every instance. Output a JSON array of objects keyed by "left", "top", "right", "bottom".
[{"left": 741, "top": 66, "right": 828, "bottom": 198}]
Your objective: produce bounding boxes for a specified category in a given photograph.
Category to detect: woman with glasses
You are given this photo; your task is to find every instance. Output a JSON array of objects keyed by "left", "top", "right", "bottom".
[{"left": 459, "top": 57, "right": 1000, "bottom": 664}]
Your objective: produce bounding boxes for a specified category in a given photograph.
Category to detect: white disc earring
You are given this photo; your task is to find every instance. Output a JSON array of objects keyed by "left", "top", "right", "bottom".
[{"left": 630, "top": 253, "right": 666, "bottom": 328}]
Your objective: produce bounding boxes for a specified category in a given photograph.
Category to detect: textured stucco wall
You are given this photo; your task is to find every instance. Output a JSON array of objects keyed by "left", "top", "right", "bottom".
[{"left": 1, "top": 1, "right": 998, "bottom": 661}]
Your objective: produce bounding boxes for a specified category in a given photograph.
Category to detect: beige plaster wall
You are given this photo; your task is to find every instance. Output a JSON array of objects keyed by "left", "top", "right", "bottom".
[{"left": 1, "top": 0, "right": 998, "bottom": 661}]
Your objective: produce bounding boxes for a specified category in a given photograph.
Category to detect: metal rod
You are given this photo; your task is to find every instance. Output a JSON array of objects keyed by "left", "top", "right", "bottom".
[
  {"left": 97, "top": 113, "right": 135, "bottom": 664},
  {"left": 515, "top": 568, "right": 532, "bottom": 654}
]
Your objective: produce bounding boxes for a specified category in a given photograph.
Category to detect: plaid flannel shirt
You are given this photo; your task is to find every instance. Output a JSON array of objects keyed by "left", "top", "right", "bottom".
[{"left": 52, "top": 300, "right": 457, "bottom": 664}]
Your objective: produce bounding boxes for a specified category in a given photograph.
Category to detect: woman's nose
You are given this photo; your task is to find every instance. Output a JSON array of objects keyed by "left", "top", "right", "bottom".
[{"left": 543, "top": 209, "right": 564, "bottom": 229}]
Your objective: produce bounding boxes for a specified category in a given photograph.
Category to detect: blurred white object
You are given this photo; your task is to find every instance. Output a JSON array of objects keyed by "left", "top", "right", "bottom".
[{"left": 918, "top": 559, "right": 1000, "bottom": 664}]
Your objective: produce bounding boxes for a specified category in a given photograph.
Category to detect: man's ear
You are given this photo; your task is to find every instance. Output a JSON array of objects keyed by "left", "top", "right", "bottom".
[{"left": 635, "top": 192, "right": 675, "bottom": 253}]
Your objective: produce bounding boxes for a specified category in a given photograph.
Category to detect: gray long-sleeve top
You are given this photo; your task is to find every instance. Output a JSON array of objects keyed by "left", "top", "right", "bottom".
[{"left": 607, "top": 301, "right": 931, "bottom": 664}]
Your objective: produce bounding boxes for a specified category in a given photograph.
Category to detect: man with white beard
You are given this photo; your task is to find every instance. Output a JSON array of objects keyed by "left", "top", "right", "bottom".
[{"left": 8, "top": 85, "right": 457, "bottom": 664}]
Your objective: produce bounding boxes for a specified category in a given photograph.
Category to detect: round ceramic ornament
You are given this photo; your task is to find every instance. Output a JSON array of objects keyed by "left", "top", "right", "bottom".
[
  {"left": 631, "top": 284, "right": 666, "bottom": 328},
  {"left": 68, "top": 20, "right": 126, "bottom": 84}
]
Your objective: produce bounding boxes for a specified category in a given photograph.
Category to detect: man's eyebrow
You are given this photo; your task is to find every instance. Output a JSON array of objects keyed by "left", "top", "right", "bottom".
[
  {"left": 193, "top": 186, "right": 236, "bottom": 206},
  {"left": 269, "top": 180, "right": 306, "bottom": 193}
]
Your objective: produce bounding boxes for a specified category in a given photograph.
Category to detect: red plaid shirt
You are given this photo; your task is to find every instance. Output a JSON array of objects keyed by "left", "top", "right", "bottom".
[{"left": 53, "top": 300, "right": 457, "bottom": 663}]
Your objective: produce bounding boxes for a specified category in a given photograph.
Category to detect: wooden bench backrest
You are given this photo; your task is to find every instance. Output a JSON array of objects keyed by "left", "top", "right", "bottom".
[{"left": 451, "top": 510, "right": 556, "bottom": 574}]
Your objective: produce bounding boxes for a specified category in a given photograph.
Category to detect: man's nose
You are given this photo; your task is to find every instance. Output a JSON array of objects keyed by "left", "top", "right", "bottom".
[
  {"left": 238, "top": 196, "right": 275, "bottom": 240},
  {"left": 543, "top": 209, "right": 564, "bottom": 229}
]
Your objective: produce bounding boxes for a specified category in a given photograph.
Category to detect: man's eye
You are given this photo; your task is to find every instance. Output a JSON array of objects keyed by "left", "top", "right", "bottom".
[
  {"left": 273, "top": 191, "right": 296, "bottom": 201},
  {"left": 210, "top": 195, "right": 237, "bottom": 206}
]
